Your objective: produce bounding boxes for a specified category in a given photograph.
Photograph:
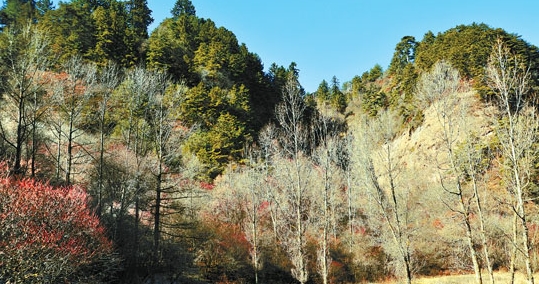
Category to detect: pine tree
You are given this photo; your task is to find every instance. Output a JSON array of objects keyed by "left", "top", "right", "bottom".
[
  {"left": 125, "top": 0, "right": 153, "bottom": 65},
  {"left": 171, "top": 0, "right": 195, "bottom": 17},
  {"left": 35, "top": 0, "right": 53, "bottom": 18},
  {"left": 0, "top": 0, "right": 35, "bottom": 28}
]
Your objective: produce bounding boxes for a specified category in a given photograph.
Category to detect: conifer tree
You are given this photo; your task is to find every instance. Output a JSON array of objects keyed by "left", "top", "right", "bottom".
[{"left": 171, "top": 0, "right": 196, "bottom": 17}]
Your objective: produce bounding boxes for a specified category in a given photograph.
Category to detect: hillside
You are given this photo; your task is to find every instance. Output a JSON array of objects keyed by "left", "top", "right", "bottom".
[{"left": 392, "top": 90, "right": 494, "bottom": 185}]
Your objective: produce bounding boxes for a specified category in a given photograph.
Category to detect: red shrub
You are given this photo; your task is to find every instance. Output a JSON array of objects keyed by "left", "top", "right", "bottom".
[{"left": 0, "top": 176, "right": 118, "bottom": 283}]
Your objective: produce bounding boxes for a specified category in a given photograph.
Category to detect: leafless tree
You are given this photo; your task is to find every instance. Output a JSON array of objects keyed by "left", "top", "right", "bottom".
[
  {"left": 273, "top": 73, "right": 311, "bottom": 284},
  {"left": 417, "top": 60, "right": 488, "bottom": 284},
  {"left": 359, "top": 110, "right": 414, "bottom": 284},
  {"left": 311, "top": 114, "right": 346, "bottom": 284},
  {"left": 111, "top": 66, "right": 156, "bottom": 270},
  {"left": 51, "top": 56, "right": 97, "bottom": 185},
  {"left": 0, "top": 24, "right": 51, "bottom": 175},
  {"left": 486, "top": 38, "right": 537, "bottom": 284},
  {"left": 258, "top": 123, "right": 280, "bottom": 241},
  {"left": 140, "top": 69, "right": 182, "bottom": 267},
  {"left": 93, "top": 61, "right": 122, "bottom": 216}
]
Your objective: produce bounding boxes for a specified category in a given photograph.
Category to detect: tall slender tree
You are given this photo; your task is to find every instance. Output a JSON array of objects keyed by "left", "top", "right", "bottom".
[
  {"left": 361, "top": 111, "right": 414, "bottom": 284},
  {"left": 274, "top": 72, "right": 311, "bottom": 284},
  {"left": 417, "top": 60, "right": 484, "bottom": 284},
  {"left": 125, "top": 0, "right": 152, "bottom": 65},
  {"left": 51, "top": 56, "right": 97, "bottom": 185},
  {"left": 486, "top": 38, "right": 537, "bottom": 284},
  {"left": 0, "top": 24, "right": 50, "bottom": 175},
  {"left": 93, "top": 61, "right": 122, "bottom": 216}
]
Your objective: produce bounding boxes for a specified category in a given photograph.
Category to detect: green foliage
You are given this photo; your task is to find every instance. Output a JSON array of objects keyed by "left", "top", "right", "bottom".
[
  {"left": 171, "top": 0, "right": 195, "bottom": 17},
  {"left": 361, "top": 87, "right": 388, "bottom": 117},
  {"left": 345, "top": 64, "right": 384, "bottom": 103},
  {"left": 124, "top": 0, "right": 153, "bottom": 65},
  {"left": 366, "top": 64, "right": 384, "bottom": 82},
  {"left": 146, "top": 13, "right": 283, "bottom": 178},
  {"left": 90, "top": 2, "right": 129, "bottom": 65},
  {"left": 0, "top": 0, "right": 36, "bottom": 28},
  {"left": 35, "top": 0, "right": 53, "bottom": 18},
  {"left": 38, "top": 1, "right": 96, "bottom": 63},
  {"left": 383, "top": 23, "right": 538, "bottom": 131},
  {"left": 388, "top": 36, "right": 417, "bottom": 76},
  {"left": 415, "top": 23, "right": 539, "bottom": 93},
  {"left": 126, "top": 0, "right": 153, "bottom": 39},
  {"left": 37, "top": 0, "right": 152, "bottom": 66},
  {"left": 315, "top": 79, "right": 330, "bottom": 101},
  {"left": 316, "top": 76, "right": 347, "bottom": 113},
  {"left": 386, "top": 35, "right": 419, "bottom": 121},
  {"left": 330, "top": 76, "right": 347, "bottom": 113},
  {"left": 180, "top": 83, "right": 251, "bottom": 179},
  {"left": 204, "top": 113, "right": 248, "bottom": 178},
  {"left": 148, "top": 15, "right": 258, "bottom": 90}
]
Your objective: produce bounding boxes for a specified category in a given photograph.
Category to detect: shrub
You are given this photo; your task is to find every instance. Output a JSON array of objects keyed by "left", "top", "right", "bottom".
[{"left": 0, "top": 175, "right": 119, "bottom": 283}]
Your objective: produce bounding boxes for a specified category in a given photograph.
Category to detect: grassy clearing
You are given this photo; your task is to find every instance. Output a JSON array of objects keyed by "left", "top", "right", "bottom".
[{"left": 371, "top": 271, "right": 535, "bottom": 284}]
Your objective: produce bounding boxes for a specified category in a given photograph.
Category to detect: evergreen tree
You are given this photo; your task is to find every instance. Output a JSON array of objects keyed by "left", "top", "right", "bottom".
[
  {"left": 38, "top": 1, "right": 96, "bottom": 63},
  {"left": 365, "top": 64, "right": 383, "bottom": 82},
  {"left": 330, "top": 76, "right": 346, "bottom": 113},
  {"left": 171, "top": 0, "right": 195, "bottom": 17},
  {"left": 0, "top": 0, "right": 35, "bottom": 28},
  {"left": 35, "top": 0, "right": 53, "bottom": 18},
  {"left": 413, "top": 23, "right": 539, "bottom": 96},
  {"left": 90, "top": 0, "right": 130, "bottom": 65},
  {"left": 147, "top": 16, "right": 200, "bottom": 85},
  {"left": 127, "top": 0, "right": 152, "bottom": 38},
  {"left": 71, "top": 0, "right": 109, "bottom": 11},
  {"left": 125, "top": 0, "right": 153, "bottom": 65},
  {"left": 388, "top": 36, "right": 417, "bottom": 75},
  {"left": 316, "top": 79, "right": 330, "bottom": 102}
]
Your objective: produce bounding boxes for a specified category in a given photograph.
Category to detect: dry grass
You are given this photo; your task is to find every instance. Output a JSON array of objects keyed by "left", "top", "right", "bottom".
[{"left": 370, "top": 272, "right": 536, "bottom": 284}]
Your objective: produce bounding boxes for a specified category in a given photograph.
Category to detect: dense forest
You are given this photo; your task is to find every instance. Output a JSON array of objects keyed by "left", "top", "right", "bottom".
[{"left": 1, "top": 0, "right": 539, "bottom": 283}]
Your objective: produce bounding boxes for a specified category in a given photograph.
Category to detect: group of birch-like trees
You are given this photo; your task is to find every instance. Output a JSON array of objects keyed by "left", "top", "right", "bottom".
[{"left": 207, "top": 38, "right": 539, "bottom": 284}]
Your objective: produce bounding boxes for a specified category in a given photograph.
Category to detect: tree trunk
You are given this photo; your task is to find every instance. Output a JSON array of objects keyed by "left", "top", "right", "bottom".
[
  {"left": 510, "top": 211, "right": 518, "bottom": 284},
  {"left": 472, "top": 176, "right": 495, "bottom": 284},
  {"left": 14, "top": 91, "right": 25, "bottom": 175},
  {"left": 153, "top": 170, "right": 162, "bottom": 267},
  {"left": 65, "top": 113, "right": 74, "bottom": 185}
]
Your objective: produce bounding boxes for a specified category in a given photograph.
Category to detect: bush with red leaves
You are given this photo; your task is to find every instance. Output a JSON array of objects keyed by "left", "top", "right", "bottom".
[{"left": 0, "top": 177, "right": 119, "bottom": 283}]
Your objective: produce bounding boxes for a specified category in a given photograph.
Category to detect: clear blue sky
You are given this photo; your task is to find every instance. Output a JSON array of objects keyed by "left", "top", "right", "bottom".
[{"left": 60, "top": 1, "right": 539, "bottom": 93}]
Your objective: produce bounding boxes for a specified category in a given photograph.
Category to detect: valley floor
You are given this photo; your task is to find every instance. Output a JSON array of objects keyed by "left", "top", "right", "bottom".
[{"left": 373, "top": 271, "right": 536, "bottom": 284}]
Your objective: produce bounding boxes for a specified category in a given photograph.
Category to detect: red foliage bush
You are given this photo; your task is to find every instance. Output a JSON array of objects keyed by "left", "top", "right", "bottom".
[{"left": 0, "top": 176, "right": 119, "bottom": 283}]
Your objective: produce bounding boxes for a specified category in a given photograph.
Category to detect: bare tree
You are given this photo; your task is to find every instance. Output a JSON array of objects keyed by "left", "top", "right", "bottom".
[
  {"left": 111, "top": 66, "right": 156, "bottom": 271},
  {"left": 142, "top": 69, "right": 179, "bottom": 267},
  {"left": 244, "top": 160, "right": 263, "bottom": 284},
  {"left": 223, "top": 148, "right": 266, "bottom": 284},
  {"left": 274, "top": 73, "right": 311, "bottom": 284},
  {"left": 0, "top": 24, "right": 50, "bottom": 175},
  {"left": 416, "top": 60, "right": 487, "bottom": 284},
  {"left": 258, "top": 123, "right": 280, "bottom": 241},
  {"left": 93, "top": 61, "right": 122, "bottom": 216},
  {"left": 51, "top": 56, "right": 97, "bottom": 185},
  {"left": 360, "top": 110, "right": 414, "bottom": 284},
  {"left": 486, "top": 38, "right": 537, "bottom": 284},
  {"left": 312, "top": 114, "right": 346, "bottom": 284},
  {"left": 340, "top": 133, "right": 358, "bottom": 254}
]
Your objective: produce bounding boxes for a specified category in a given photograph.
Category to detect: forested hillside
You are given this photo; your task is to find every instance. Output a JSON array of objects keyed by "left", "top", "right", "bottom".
[{"left": 1, "top": 0, "right": 539, "bottom": 283}]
